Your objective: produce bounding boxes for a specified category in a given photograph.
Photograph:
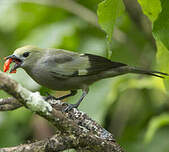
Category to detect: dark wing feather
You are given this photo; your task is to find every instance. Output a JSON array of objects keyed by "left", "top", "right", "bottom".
[{"left": 82, "top": 54, "right": 127, "bottom": 75}]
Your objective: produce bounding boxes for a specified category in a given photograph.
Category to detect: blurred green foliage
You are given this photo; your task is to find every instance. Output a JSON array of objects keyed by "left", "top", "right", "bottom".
[{"left": 0, "top": 0, "right": 169, "bottom": 151}]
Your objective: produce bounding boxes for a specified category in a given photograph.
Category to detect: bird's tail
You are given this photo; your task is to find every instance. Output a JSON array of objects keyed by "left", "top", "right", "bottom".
[{"left": 128, "top": 66, "right": 168, "bottom": 78}]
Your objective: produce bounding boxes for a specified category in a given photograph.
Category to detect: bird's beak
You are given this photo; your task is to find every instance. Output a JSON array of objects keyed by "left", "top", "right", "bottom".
[
  {"left": 5, "top": 54, "right": 22, "bottom": 61},
  {"left": 4, "top": 55, "right": 23, "bottom": 73}
]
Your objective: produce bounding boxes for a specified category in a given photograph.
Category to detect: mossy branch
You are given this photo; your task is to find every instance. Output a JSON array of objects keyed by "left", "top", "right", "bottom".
[{"left": 0, "top": 71, "right": 124, "bottom": 152}]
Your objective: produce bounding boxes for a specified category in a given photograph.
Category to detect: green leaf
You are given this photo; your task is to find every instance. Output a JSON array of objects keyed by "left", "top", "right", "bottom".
[
  {"left": 153, "top": 0, "right": 169, "bottom": 91},
  {"left": 137, "top": 0, "right": 161, "bottom": 22},
  {"left": 138, "top": 0, "right": 169, "bottom": 91},
  {"left": 156, "top": 41, "right": 169, "bottom": 90},
  {"left": 137, "top": 0, "right": 169, "bottom": 50},
  {"left": 97, "top": 0, "right": 125, "bottom": 39},
  {"left": 153, "top": 0, "right": 169, "bottom": 51},
  {"left": 144, "top": 113, "right": 169, "bottom": 143},
  {"left": 97, "top": 0, "right": 125, "bottom": 58}
]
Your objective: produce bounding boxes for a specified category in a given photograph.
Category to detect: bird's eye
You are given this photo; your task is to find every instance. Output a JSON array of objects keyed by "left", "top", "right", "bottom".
[{"left": 23, "top": 52, "right": 30, "bottom": 57}]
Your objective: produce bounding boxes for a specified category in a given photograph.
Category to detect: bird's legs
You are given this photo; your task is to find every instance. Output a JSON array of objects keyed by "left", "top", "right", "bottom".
[
  {"left": 45, "top": 90, "right": 77, "bottom": 101},
  {"left": 64, "top": 87, "right": 89, "bottom": 112}
]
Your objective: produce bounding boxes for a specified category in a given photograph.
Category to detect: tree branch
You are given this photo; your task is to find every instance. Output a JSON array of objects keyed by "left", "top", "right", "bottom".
[
  {"left": 0, "top": 71, "right": 124, "bottom": 151},
  {"left": 0, "top": 132, "right": 77, "bottom": 152},
  {"left": 0, "top": 97, "right": 22, "bottom": 111}
]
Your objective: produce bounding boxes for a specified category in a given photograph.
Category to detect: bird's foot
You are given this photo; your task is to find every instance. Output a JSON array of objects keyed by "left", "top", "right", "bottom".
[
  {"left": 44, "top": 92, "right": 79, "bottom": 112},
  {"left": 63, "top": 103, "right": 78, "bottom": 112}
]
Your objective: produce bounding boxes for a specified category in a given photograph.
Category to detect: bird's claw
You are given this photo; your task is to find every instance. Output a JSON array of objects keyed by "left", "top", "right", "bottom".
[
  {"left": 63, "top": 103, "right": 78, "bottom": 112},
  {"left": 44, "top": 95, "right": 56, "bottom": 101},
  {"left": 44, "top": 92, "right": 79, "bottom": 112}
]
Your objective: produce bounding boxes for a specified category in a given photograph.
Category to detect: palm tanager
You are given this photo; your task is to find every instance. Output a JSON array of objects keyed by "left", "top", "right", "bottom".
[{"left": 4, "top": 45, "right": 168, "bottom": 111}]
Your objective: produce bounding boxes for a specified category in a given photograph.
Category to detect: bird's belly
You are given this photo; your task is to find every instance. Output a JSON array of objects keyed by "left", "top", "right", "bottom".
[
  {"left": 37, "top": 77, "right": 84, "bottom": 91},
  {"left": 27, "top": 70, "right": 87, "bottom": 90}
]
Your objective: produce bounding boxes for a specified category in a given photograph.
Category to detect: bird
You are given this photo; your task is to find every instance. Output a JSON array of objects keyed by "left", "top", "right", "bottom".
[{"left": 4, "top": 45, "right": 168, "bottom": 112}]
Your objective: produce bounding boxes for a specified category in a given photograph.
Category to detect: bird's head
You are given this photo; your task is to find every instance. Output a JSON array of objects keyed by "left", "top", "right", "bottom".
[{"left": 4, "top": 45, "right": 42, "bottom": 73}]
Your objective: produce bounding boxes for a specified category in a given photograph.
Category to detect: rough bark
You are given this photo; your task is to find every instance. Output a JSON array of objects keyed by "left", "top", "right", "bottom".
[{"left": 0, "top": 71, "right": 125, "bottom": 152}]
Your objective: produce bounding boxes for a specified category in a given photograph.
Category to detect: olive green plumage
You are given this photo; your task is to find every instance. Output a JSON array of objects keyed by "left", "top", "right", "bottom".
[{"left": 6, "top": 45, "right": 168, "bottom": 111}]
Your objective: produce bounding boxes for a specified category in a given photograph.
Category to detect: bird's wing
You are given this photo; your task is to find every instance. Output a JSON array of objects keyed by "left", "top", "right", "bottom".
[
  {"left": 82, "top": 54, "right": 127, "bottom": 75},
  {"left": 44, "top": 49, "right": 127, "bottom": 78}
]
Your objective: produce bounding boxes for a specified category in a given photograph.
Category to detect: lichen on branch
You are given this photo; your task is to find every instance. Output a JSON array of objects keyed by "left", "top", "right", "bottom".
[{"left": 0, "top": 71, "right": 124, "bottom": 152}]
